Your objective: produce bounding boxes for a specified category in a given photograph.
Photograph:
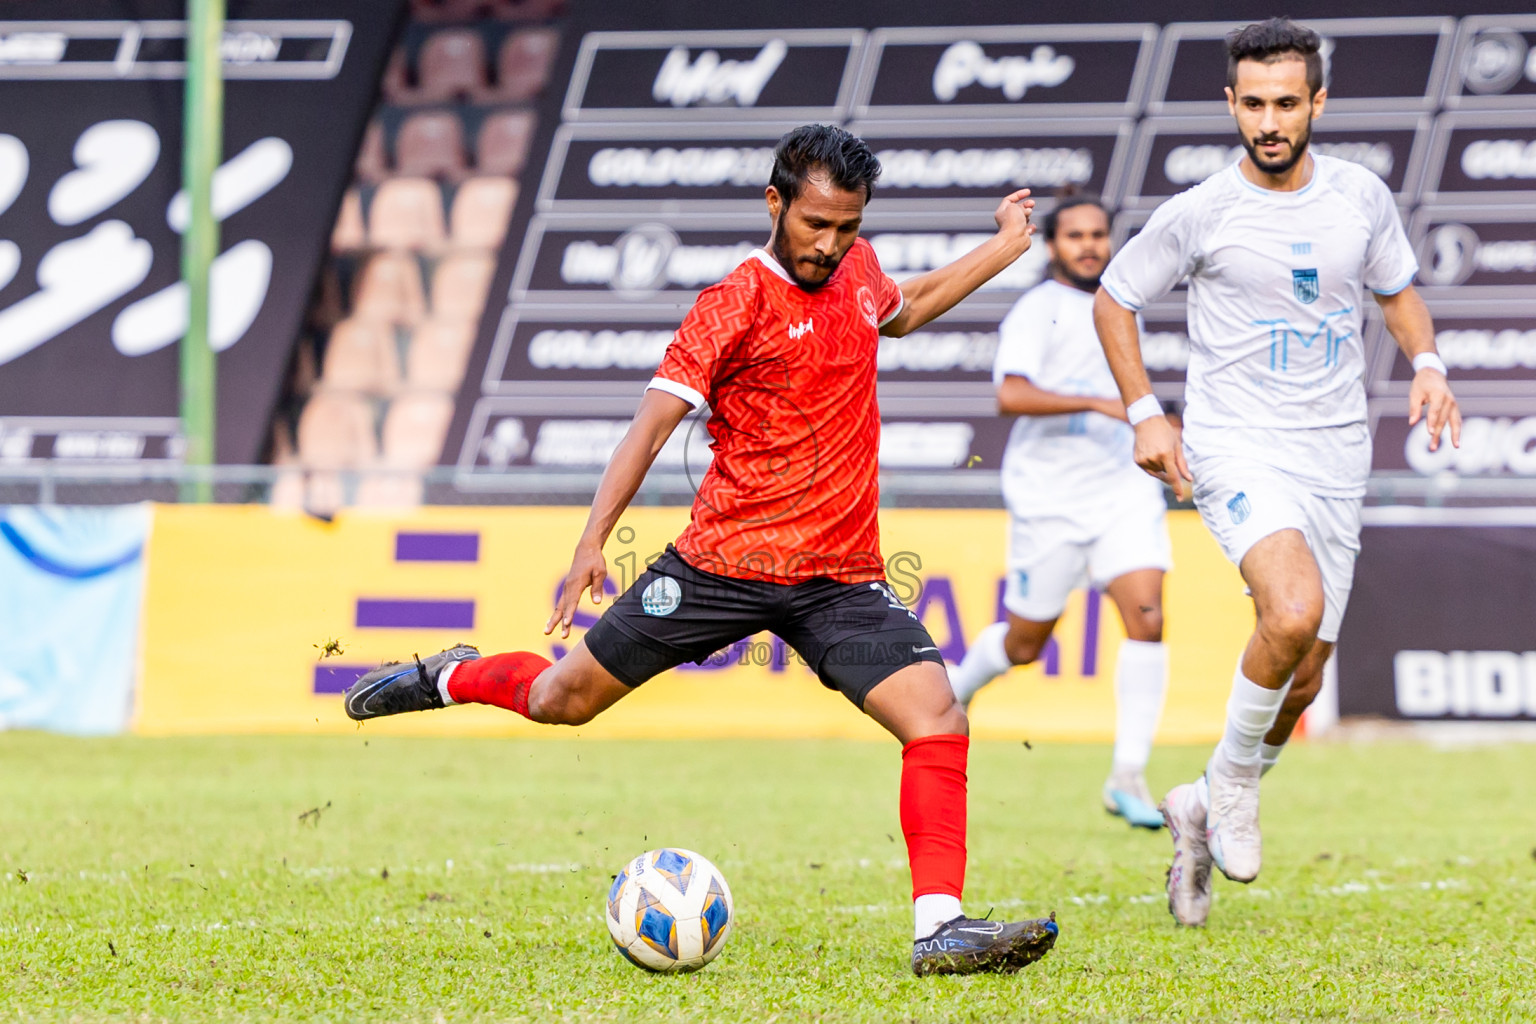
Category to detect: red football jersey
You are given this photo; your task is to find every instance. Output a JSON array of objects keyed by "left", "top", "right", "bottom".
[{"left": 649, "top": 238, "right": 905, "bottom": 584}]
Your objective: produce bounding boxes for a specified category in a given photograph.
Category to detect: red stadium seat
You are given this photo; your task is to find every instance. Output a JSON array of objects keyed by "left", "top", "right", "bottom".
[
  {"left": 352, "top": 252, "right": 427, "bottom": 326},
  {"left": 430, "top": 252, "right": 496, "bottom": 320},
  {"left": 475, "top": 109, "right": 536, "bottom": 177},
  {"left": 354, "top": 119, "right": 389, "bottom": 185},
  {"left": 395, "top": 111, "right": 469, "bottom": 181},
  {"left": 415, "top": 28, "right": 489, "bottom": 104},
  {"left": 321, "top": 319, "right": 402, "bottom": 397},
  {"left": 405, "top": 317, "right": 477, "bottom": 392},
  {"left": 489, "top": 28, "right": 559, "bottom": 102},
  {"left": 330, "top": 188, "right": 366, "bottom": 253},
  {"left": 448, "top": 177, "right": 517, "bottom": 251},
  {"left": 380, "top": 392, "right": 456, "bottom": 468},
  {"left": 368, "top": 177, "right": 448, "bottom": 253},
  {"left": 296, "top": 390, "right": 379, "bottom": 470}
]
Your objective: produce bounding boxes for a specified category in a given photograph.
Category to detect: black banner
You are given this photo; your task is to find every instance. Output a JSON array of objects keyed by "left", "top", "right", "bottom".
[
  {"left": 0, "top": 0, "right": 402, "bottom": 465},
  {"left": 1338, "top": 516, "right": 1536, "bottom": 720}
]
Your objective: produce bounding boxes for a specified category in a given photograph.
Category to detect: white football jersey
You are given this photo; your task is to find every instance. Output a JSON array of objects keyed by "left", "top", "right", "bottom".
[
  {"left": 994, "top": 279, "right": 1164, "bottom": 519},
  {"left": 1100, "top": 155, "right": 1418, "bottom": 496}
]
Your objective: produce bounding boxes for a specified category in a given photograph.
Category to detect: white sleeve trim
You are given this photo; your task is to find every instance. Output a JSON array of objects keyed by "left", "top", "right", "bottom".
[
  {"left": 646, "top": 376, "right": 705, "bottom": 409},
  {"left": 1098, "top": 278, "right": 1142, "bottom": 312},
  {"left": 877, "top": 292, "right": 906, "bottom": 328},
  {"left": 1370, "top": 267, "right": 1418, "bottom": 296}
]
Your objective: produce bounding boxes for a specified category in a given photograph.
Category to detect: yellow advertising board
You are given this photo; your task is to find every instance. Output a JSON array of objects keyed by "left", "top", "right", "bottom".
[{"left": 135, "top": 505, "right": 1251, "bottom": 741}]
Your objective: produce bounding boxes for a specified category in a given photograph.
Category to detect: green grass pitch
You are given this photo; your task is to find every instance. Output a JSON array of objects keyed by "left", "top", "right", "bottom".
[{"left": 2, "top": 733, "right": 1535, "bottom": 1022}]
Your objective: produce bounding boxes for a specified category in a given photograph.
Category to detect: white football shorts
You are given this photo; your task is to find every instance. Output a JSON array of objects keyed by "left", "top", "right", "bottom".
[
  {"left": 1003, "top": 483, "right": 1172, "bottom": 622},
  {"left": 1188, "top": 450, "right": 1362, "bottom": 643}
]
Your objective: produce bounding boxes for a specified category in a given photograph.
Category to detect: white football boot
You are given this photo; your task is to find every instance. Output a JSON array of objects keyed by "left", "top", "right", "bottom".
[
  {"left": 1159, "top": 783, "right": 1213, "bottom": 926},
  {"left": 1204, "top": 749, "right": 1263, "bottom": 883}
]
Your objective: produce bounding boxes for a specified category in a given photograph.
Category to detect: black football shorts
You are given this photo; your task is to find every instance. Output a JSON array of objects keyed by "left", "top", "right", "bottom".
[{"left": 583, "top": 546, "right": 944, "bottom": 708}]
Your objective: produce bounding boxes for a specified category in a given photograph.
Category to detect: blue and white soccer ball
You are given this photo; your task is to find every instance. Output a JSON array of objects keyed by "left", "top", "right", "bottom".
[{"left": 606, "top": 847, "right": 734, "bottom": 972}]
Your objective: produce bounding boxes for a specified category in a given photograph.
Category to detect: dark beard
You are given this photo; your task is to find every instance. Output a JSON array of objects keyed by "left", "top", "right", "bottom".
[
  {"left": 1053, "top": 261, "right": 1101, "bottom": 293},
  {"left": 771, "top": 217, "right": 841, "bottom": 290},
  {"left": 1241, "top": 119, "right": 1312, "bottom": 176}
]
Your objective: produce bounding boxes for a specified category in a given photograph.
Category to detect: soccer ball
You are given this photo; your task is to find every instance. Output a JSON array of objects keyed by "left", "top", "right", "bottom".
[{"left": 605, "top": 847, "right": 734, "bottom": 972}]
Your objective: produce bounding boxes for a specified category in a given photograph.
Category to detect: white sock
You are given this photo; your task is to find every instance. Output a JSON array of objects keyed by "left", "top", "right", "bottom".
[
  {"left": 914, "top": 893, "right": 964, "bottom": 939},
  {"left": 1260, "top": 741, "right": 1286, "bottom": 777},
  {"left": 1111, "top": 640, "right": 1167, "bottom": 773},
  {"left": 949, "top": 621, "right": 1013, "bottom": 707},
  {"left": 1215, "top": 663, "right": 1289, "bottom": 767},
  {"left": 437, "top": 661, "right": 460, "bottom": 706},
  {"left": 1193, "top": 773, "right": 1210, "bottom": 811}
]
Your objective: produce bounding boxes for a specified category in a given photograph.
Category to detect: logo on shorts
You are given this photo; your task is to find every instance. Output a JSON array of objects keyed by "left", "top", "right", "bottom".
[
  {"left": 1227, "top": 491, "right": 1252, "bottom": 525},
  {"left": 641, "top": 577, "right": 682, "bottom": 616},
  {"left": 1013, "top": 569, "right": 1029, "bottom": 596},
  {"left": 1292, "top": 268, "right": 1319, "bottom": 304}
]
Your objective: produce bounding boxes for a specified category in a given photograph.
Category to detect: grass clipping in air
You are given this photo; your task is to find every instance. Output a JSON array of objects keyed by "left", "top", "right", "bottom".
[{"left": 1, "top": 735, "right": 1533, "bottom": 1022}]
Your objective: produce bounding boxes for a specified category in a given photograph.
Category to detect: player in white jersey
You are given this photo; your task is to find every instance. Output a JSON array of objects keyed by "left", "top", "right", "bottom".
[
  {"left": 949, "top": 196, "right": 1173, "bottom": 830},
  {"left": 1093, "top": 18, "right": 1461, "bottom": 926}
]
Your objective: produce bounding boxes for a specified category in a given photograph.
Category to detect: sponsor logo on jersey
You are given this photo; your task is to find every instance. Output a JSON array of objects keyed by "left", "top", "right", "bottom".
[
  {"left": 1460, "top": 29, "right": 1534, "bottom": 96},
  {"left": 1404, "top": 415, "right": 1536, "bottom": 476},
  {"left": 641, "top": 576, "right": 683, "bottom": 616},
  {"left": 1253, "top": 307, "right": 1353, "bottom": 372},
  {"left": 1227, "top": 491, "right": 1251, "bottom": 525},
  {"left": 1292, "top": 268, "right": 1320, "bottom": 304},
  {"left": 931, "top": 41, "right": 1075, "bottom": 102},
  {"left": 788, "top": 317, "right": 815, "bottom": 340},
  {"left": 1395, "top": 649, "right": 1536, "bottom": 717},
  {"left": 651, "top": 40, "right": 787, "bottom": 108}
]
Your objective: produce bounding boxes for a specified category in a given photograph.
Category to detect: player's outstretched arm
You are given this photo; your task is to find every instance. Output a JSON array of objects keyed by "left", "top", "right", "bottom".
[
  {"left": 1093, "top": 287, "right": 1191, "bottom": 500},
  {"left": 881, "top": 189, "right": 1034, "bottom": 337},
  {"left": 545, "top": 389, "right": 692, "bottom": 638},
  {"left": 1376, "top": 285, "right": 1461, "bottom": 453},
  {"left": 996, "top": 374, "right": 1126, "bottom": 420}
]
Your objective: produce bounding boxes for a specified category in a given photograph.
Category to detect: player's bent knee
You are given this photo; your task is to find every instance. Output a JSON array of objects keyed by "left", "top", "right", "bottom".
[
  {"left": 1125, "top": 608, "right": 1164, "bottom": 643},
  {"left": 1003, "top": 632, "right": 1047, "bottom": 665},
  {"left": 527, "top": 680, "right": 599, "bottom": 727},
  {"left": 1262, "top": 602, "right": 1324, "bottom": 651}
]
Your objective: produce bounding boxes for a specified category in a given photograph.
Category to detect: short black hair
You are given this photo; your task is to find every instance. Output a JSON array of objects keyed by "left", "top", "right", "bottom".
[
  {"left": 1041, "top": 192, "right": 1107, "bottom": 241},
  {"left": 769, "top": 124, "right": 881, "bottom": 206},
  {"left": 1226, "top": 17, "right": 1325, "bottom": 98}
]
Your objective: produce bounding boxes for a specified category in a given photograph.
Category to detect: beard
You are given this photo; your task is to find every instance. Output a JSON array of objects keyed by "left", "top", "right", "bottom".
[
  {"left": 771, "top": 217, "right": 842, "bottom": 290},
  {"left": 1241, "top": 118, "right": 1313, "bottom": 176},
  {"left": 1052, "top": 258, "right": 1102, "bottom": 293}
]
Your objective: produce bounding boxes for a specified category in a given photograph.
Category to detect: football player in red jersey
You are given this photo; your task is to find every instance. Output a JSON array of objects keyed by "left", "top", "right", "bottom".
[{"left": 345, "top": 124, "right": 1056, "bottom": 975}]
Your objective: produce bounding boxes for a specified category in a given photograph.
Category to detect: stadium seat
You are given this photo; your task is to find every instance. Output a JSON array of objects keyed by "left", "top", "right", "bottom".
[
  {"left": 448, "top": 177, "right": 517, "bottom": 251},
  {"left": 379, "top": 47, "right": 413, "bottom": 104},
  {"left": 489, "top": 28, "right": 559, "bottom": 102},
  {"left": 405, "top": 317, "right": 476, "bottom": 391},
  {"left": 296, "top": 390, "right": 379, "bottom": 469},
  {"left": 395, "top": 111, "right": 469, "bottom": 181},
  {"left": 330, "top": 188, "right": 366, "bottom": 253},
  {"left": 368, "top": 177, "right": 448, "bottom": 253},
  {"left": 321, "top": 318, "right": 402, "bottom": 396},
  {"left": 380, "top": 392, "right": 456, "bottom": 468},
  {"left": 430, "top": 253, "right": 496, "bottom": 320},
  {"left": 415, "top": 28, "right": 489, "bottom": 104},
  {"left": 355, "top": 471, "right": 425, "bottom": 507},
  {"left": 352, "top": 252, "right": 428, "bottom": 326},
  {"left": 475, "top": 109, "right": 536, "bottom": 176},
  {"left": 354, "top": 119, "right": 389, "bottom": 185}
]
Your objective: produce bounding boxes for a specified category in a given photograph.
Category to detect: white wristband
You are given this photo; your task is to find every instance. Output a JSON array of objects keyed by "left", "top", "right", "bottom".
[
  {"left": 1126, "top": 394, "right": 1163, "bottom": 426},
  {"left": 1412, "top": 352, "right": 1448, "bottom": 376}
]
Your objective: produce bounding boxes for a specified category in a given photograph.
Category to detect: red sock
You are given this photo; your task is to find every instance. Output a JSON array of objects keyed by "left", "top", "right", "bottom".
[
  {"left": 900, "top": 734, "right": 968, "bottom": 900},
  {"left": 445, "top": 652, "right": 551, "bottom": 719}
]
